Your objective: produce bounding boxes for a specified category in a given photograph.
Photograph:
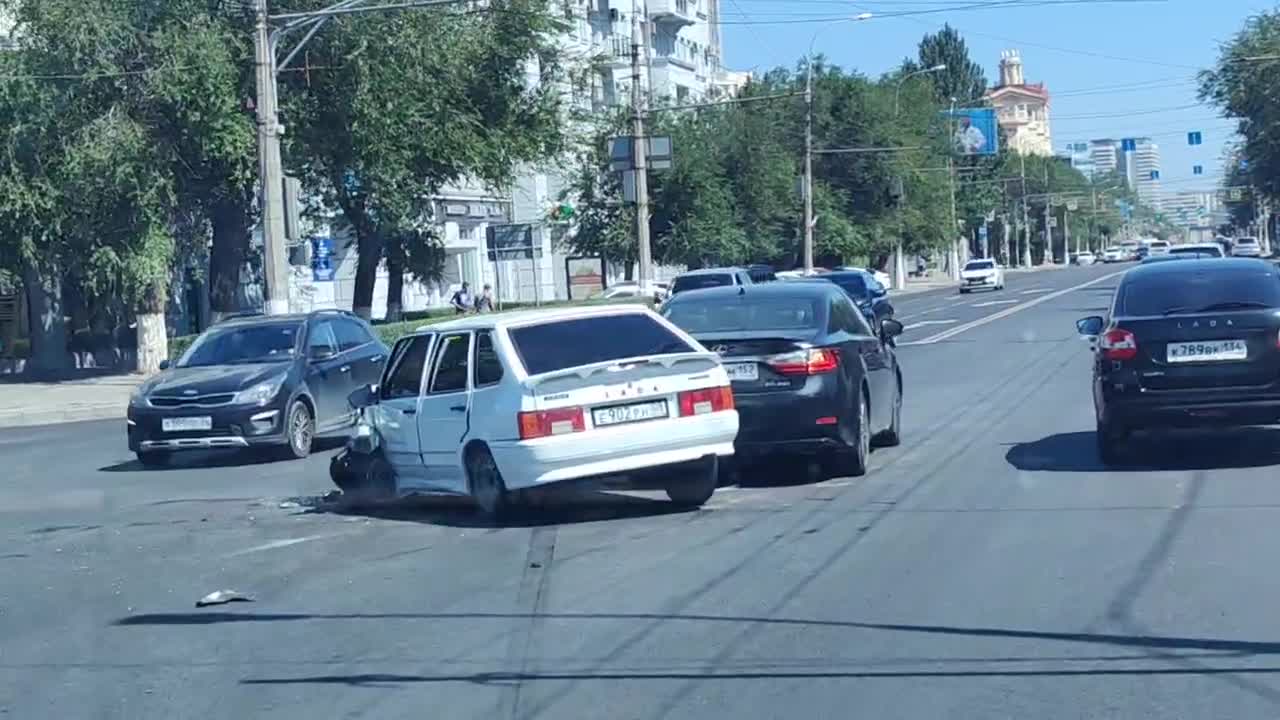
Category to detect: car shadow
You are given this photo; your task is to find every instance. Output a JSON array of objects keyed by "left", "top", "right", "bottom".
[
  {"left": 731, "top": 456, "right": 827, "bottom": 488},
  {"left": 98, "top": 437, "right": 346, "bottom": 472},
  {"left": 297, "top": 487, "right": 701, "bottom": 529},
  {"left": 1005, "top": 427, "right": 1280, "bottom": 472}
]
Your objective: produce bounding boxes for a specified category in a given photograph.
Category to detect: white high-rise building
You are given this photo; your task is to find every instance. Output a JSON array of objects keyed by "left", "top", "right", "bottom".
[
  {"left": 1119, "top": 137, "right": 1162, "bottom": 211},
  {"left": 1088, "top": 139, "right": 1120, "bottom": 177}
]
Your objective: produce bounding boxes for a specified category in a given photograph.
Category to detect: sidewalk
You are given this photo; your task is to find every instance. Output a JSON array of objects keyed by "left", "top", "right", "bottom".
[{"left": 0, "top": 373, "right": 141, "bottom": 429}]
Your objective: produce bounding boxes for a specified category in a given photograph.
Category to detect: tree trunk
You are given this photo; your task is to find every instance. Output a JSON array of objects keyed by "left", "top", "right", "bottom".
[
  {"left": 22, "top": 263, "right": 70, "bottom": 373},
  {"left": 209, "top": 197, "right": 252, "bottom": 323},
  {"left": 135, "top": 283, "right": 168, "bottom": 375},
  {"left": 623, "top": 261, "right": 634, "bottom": 281},
  {"left": 386, "top": 250, "right": 404, "bottom": 323}
]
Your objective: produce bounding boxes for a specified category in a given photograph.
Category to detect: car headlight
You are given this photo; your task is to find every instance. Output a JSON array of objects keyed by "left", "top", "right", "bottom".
[
  {"left": 233, "top": 375, "right": 287, "bottom": 406},
  {"left": 129, "top": 386, "right": 148, "bottom": 407}
]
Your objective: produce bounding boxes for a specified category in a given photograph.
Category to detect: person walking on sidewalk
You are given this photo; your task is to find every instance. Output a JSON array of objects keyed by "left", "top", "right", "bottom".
[
  {"left": 474, "top": 284, "right": 494, "bottom": 313},
  {"left": 450, "top": 282, "right": 473, "bottom": 315}
]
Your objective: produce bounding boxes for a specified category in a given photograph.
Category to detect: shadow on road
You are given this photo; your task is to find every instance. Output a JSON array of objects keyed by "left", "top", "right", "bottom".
[
  {"left": 1005, "top": 428, "right": 1280, "bottom": 472},
  {"left": 297, "top": 489, "right": 699, "bottom": 529},
  {"left": 97, "top": 437, "right": 345, "bottom": 472}
]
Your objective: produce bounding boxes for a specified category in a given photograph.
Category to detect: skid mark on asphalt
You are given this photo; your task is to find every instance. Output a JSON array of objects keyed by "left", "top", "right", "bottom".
[{"left": 499, "top": 525, "right": 559, "bottom": 719}]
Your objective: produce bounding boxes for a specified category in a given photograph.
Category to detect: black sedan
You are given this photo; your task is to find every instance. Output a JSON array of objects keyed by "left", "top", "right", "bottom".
[
  {"left": 663, "top": 282, "right": 904, "bottom": 477},
  {"left": 127, "top": 310, "right": 388, "bottom": 465},
  {"left": 1077, "top": 258, "right": 1280, "bottom": 464}
]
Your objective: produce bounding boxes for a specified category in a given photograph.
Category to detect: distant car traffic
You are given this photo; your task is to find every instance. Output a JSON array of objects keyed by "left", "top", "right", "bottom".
[
  {"left": 1074, "top": 251, "right": 1096, "bottom": 265},
  {"left": 959, "top": 258, "right": 1005, "bottom": 293},
  {"left": 662, "top": 282, "right": 904, "bottom": 477},
  {"left": 813, "top": 270, "right": 895, "bottom": 328},
  {"left": 599, "top": 282, "right": 670, "bottom": 302},
  {"left": 1168, "top": 243, "right": 1224, "bottom": 258},
  {"left": 669, "top": 267, "right": 755, "bottom": 296},
  {"left": 835, "top": 266, "right": 892, "bottom": 288},
  {"left": 1076, "top": 258, "right": 1280, "bottom": 464},
  {"left": 1101, "top": 247, "right": 1127, "bottom": 263},
  {"left": 127, "top": 310, "right": 389, "bottom": 465},
  {"left": 1232, "top": 237, "right": 1262, "bottom": 257},
  {"left": 331, "top": 305, "right": 738, "bottom": 516},
  {"left": 746, "top": 264, "right": 779, "bottom": 283}
]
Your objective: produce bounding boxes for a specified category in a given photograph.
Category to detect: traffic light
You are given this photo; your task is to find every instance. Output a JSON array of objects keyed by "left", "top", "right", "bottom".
[{"left": 549, "top": 202, "right": 575, "bottom": 223}]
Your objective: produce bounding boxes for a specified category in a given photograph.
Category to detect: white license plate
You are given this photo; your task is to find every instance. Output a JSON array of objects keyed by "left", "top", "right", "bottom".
[
  {"left": 592, "top": 400, "right": 669, "bottom": 427},
  {"left": 724, "top": 362, "right": 759, "bottom": 382},
  {"left": 1166, "top": 340, "right": 1248, "bottom": 363},
  {"left": 162, "top": 416, "right": 213, "bottom": 432}
]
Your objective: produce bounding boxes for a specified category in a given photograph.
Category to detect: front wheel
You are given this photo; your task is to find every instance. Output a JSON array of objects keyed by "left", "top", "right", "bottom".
[
  {"left": 665, "top": 455, "right": 718, "bottom": 507},
  {"left": 282, "top": 400, "right": 315, "bottom": 459}
]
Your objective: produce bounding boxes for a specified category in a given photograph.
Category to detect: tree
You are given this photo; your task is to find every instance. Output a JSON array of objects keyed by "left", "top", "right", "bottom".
[
  {"left": 906, "top": 25, "right": 988, "bottom": 106},
  {"left": 279, "top": 0, "right": 569, "bottom": 319}
]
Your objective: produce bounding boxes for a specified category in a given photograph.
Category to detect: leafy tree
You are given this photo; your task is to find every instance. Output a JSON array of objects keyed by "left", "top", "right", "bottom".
[{"left": 904, "top": 25, "right": 988, "bottom": 105}]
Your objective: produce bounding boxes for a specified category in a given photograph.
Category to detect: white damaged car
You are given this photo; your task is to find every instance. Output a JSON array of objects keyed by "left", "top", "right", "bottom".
[{"left": 330, "top": 305, "right": 739, "bottom": 518}]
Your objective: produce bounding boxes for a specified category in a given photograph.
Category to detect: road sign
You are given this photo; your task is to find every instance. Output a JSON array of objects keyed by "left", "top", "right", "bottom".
[
  {"left": 1193, "top": 165, "right": 1203, "bottom": 175},
  {"left": 486, "top": 224, "right": 541, "bottom": 261},
  {"left": 1229, "top": 188, "right": 1244, "bottom": 201},
  {"left": 1188, "top": 131, "right": 1202, "bottom": 146},
  {"left": 1121, "top": 138, "right": 1137, "bottom": 152},
  {"left": 1067, "top": 200, "right": 1078, "bottom": 211},
  {"left": 1048, "top": 216, "right": 1058, "bottom": 229},
  {"left": 608, "top": 135, "right": 673, "bottom": 171},
  {"left": 1150, "top": 170, "right": 1160, "bottom": 180}
]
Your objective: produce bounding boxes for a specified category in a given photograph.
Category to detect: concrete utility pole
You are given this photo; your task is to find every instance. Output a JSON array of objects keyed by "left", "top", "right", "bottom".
[
  {"left": 253, "top": 0, "right": 290, "bottom": 315},
  {"left": 1041, "top": 163, "right": 1054, "bottom": 265},
  {"left": 630, "top": 0, "right": 653, "bottom": 290},
  {"left": 947, "top": 98, "right": 960, "bottom": 281},
  {"left": 1020, "top": 154, "right": 1031, "bottom": 268}
]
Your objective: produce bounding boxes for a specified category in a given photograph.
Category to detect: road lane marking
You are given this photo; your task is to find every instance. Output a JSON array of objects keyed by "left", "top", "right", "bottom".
[
  {"left": 899, "top": 270, "right": 1124, "bottom": 345},
  {"left": 971, "top": 299, "right": 1018, "bottom": 307},
  {"left": 1021, "top": 288, "right": 1054, "bottom": 295},
  {"left": 904, "top": 319, "right": 957, "bottom": 330},
  {"left": 225, "top": 533, "right": 348, "bottom": 557}
]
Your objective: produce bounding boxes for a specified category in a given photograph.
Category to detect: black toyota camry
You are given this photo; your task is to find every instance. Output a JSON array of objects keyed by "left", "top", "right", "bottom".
[
  {"left": 663, "top": 282, "right": 905, "bottom": 477},
  {"left": 1077, "top": 258, "right": 1280, "bottom": 463},
  {"left": 126, "top": 310, "right": 388, "bottom": 465}
]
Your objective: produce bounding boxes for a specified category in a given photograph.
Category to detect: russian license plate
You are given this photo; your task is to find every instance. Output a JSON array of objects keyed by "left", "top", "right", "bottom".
[
  {"left": 1166, "top": 339, "right": 1248, "bottom": 363},
  {"left": 724, "top": 362, "right": 759, "bottom": 382},
  {"left": 162, "top": 416, "right": 213, "bottom": 432},
  {"left": 592, "top": 400, "right": 668, "bottom": 427}
]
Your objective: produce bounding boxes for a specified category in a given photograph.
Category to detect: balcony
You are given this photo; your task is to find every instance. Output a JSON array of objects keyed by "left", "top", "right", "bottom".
[{"left": 649, "top": 0, "right": 695, "bottom": 27}]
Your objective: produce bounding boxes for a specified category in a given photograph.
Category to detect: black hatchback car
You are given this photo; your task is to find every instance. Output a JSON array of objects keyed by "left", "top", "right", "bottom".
[
  {"left": 1077, "top": 258, "right": 1280, "bottom": 463},
  {"left": 663, "top": 282, "right": 904, "bottom": 477},
  {"left": 127, "top": 310, "right": 389, "bottom": 465}
]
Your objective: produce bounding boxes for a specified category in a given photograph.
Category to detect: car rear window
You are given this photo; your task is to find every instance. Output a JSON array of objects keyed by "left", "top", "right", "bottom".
[
  {"left": 508, "top": 313, "right": 695, "bottom": 376},
  {"left": 664, "top": 296, "right": 821, "bottom": 334},
  {"left": 1238, "top": 238, "right": 1258, "bottom": 245},
  {"left": 672, "top": 273, "right": 733, "bottom": 294},
  {"left": 965, "top": 261, "right": 995, "bottom": 270},
  {"left": 1121, "top": 268, "right": 1280, "bottom": 316}
]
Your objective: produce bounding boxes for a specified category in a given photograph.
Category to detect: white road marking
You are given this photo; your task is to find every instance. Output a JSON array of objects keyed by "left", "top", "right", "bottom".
[
  {"left": 971, "top": 299, "right": 1019, "bottom": 307},
  {"left": 904, "top": 319, "right": 958, "bottom": 330},
  {"left": 1021, "top": 288, "right": 1054, "bottom": 295},
  {"left": 898, "top": 271, "right": 1124, "bottom": 346},
  {"left": 225, "top": 533, "right": 348, "bottom": 558}
]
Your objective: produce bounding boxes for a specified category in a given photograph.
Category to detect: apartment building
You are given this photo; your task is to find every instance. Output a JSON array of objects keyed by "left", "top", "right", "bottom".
[
  {"left": 1119, "top": 137, "right": 1163, "bottom": 211},
  {"left": 984, "top": 50, "right": 1053, "bottom": 156}
]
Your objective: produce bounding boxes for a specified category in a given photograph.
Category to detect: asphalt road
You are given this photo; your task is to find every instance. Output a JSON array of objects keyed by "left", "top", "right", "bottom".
[{"left": 11, "top": 260, "right": 1280, "bottom": 718}]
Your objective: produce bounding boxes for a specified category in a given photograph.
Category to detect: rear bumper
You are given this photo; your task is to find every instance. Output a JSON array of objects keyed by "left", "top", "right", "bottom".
[
  {"left": 733, "top": 385, "right": 844, "bottom": 457},
  {"left": 1103, "top": 388, "right": 1280, "bottom": 429},
  {"left": 489, "top": 411, "right": 739, "bottom": 490}
]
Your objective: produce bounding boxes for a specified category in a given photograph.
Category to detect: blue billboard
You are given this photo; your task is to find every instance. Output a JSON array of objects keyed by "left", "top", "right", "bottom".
[
  {"left": 311, "top": 237, "right": 335, "bottom": 282},
  {"left": 945, "top": 108, "right": 998, "bottom": 156}
]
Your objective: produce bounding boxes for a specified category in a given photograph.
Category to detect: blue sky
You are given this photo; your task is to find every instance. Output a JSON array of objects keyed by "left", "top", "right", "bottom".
[{"left": 719, "top": 0, "right": 1267, "bottom": 193}]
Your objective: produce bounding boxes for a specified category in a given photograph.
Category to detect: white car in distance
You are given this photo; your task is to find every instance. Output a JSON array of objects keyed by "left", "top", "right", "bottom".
[
  {"left": 1233, "top": 237, "right": 1262, "bottom": 257},
  {"left": 959, "top": 258, "right": 1005, "bottom": 293},
  {"left": 345, "top": 305, "right": 739, "bottom": 517}
]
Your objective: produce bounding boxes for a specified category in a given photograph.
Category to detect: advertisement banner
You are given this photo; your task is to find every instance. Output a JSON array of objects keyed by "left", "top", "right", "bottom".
[
  {"left": 945, "top": 108, "right": 999, "bottom": 156},
  {"left": 311, "top": 237, "right": 334, "bottom": 282},
  {"left": 566, "top": 257, "right": 605, "bottom": 300}
]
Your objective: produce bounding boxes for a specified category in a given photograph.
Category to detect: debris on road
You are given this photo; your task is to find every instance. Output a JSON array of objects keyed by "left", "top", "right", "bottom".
[
  {"left": 278, "top": 500, "right": 301, "bottom": 509},
  {"left": 195, "top": 589, "right": 254, "bottom": 607}
]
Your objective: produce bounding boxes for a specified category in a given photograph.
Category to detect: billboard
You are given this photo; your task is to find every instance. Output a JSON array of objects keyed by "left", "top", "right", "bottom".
[{"left": 945, "top": 108, "right": 998, "bottom": 156}]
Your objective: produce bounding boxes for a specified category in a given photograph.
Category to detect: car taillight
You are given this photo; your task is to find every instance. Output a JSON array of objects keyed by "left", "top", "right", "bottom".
[
  {"left": 518, "top": 407, "right": 585, "bottom": 440},
  {"left": 1100, "top": 328, "right": 1138, "bottom": 360},
  {"left": 766, "top": 348, "right": 840, "bottom": 375},
  {"left": 678, "top": 386, "right": 735, "bottom": 416}
]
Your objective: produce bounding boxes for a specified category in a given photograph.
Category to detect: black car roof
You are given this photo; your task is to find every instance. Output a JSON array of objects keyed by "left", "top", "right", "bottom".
[
  {"left": 677, "top": 267, "right": 747, "bottom": 277},
  {"left": 665, "top": 281, "right": 839, "bottom": 301},
  {"left": 1126, "top": 257, "right": 1274, "bottom": 278},
  {"left": 215, "top": 309, "right": 356, "bottom": 327}
]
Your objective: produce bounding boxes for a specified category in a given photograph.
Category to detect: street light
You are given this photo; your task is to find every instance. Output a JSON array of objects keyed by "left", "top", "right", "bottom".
[
  {"left": 893, "top": 64, "right": 946, "bottom": 116},
  {"left": 804, "top": 12, "right": 872, "bottom": 273}
]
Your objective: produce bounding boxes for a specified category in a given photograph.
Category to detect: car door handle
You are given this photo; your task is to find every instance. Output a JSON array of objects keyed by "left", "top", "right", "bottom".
[
  {"left": 450, "top": 405, "right": 467, "bottom": 413},
  {"left": 339, "top": 365, "right": 351, "bottom": 373},
  {"left": 402, "top": 408, "right": 416, "bottom": 416},
  {"left": 369, "top": 355, "right": 384, "bottom": 363}
]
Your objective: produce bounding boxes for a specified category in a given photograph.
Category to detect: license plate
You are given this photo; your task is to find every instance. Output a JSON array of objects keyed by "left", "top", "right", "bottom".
[
  {"left": 592, "top": 400, "right": 668, "bottom": 427},
  {"left": 724, "top": 362, "right": 759, "bottom": 382},
  {"left": 162, "top": 416, "right": 213, "bottom": 432},
  {"left": 1166, "top": 340, "right": 1248, "bottom": 363}
]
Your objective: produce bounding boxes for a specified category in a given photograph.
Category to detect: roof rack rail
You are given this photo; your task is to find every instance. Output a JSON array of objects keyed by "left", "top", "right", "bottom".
[
  {"left": 216, "top": 310, "right": 265, "bottom": 323},
  {"left": 311, "top": 308, "right": 352, "bottom": 316}
]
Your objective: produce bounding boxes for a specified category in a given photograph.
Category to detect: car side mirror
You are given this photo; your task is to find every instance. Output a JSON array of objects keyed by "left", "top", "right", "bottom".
[
  {"left": 348, "top": 383, "right": 378, "bottom": 410},
  {"left": 158, "top": 359, "right": 171, "bottom": 371},
  {"left": 871, "top": 286, "right": 888, "bottom": 298},
  {"left": 309, "top": 346, "right": 336, "bottom": 362},
  {"left": 881, "top": 319, "right": 905, "bottom": 338},
  {"left": 1076, "top": 316, "right": 1104, "bottom": 337}
]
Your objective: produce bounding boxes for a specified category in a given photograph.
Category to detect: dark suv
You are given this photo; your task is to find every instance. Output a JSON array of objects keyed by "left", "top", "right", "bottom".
[{"left": 126, "top": 310, "right": 389, "bottom": 465}]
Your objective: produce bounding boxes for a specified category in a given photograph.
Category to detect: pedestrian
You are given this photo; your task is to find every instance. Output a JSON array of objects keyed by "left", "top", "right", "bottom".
[
  {"left": 916, "top": 256, "right": 926, "bottom": 277},
  {"left": 450, "top": 282, "right": 473, "bottom": 315},
  {"left": 474, "top": 284, "right": 494, "bottom": 313}
]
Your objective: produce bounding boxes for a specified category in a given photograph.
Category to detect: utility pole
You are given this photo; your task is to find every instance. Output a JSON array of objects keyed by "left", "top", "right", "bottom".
[
  {"left": 630, "top": 0, "right": 653, "bottom": 290},
  {"left": 1041, "top": 163, "right": 1053, "bottom": 265},
  {"left": 947, "top": 98, "right": 960, "bottom": 281},
  {"left": 1019, "top": 154, "right": 1031, "bottom": 268},
  {"left": 803, "top": 57, "right": 815, "bottom": 273},
  {"left": 253, "top": 0, "right": 290, "bottom": 315}
]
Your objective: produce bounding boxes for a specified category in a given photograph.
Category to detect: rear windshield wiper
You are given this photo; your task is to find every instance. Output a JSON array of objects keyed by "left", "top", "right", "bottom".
[{"left": 1163, "top": 301, "right": 1273, "bottom": 315}]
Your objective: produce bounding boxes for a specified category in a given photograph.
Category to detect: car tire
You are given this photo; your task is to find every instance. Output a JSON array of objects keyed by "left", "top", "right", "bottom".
[
  {"left": 830, "top": 390, "right": 871, "bottom": 477},
  {"left": 136, "top": 450, "right": 169, "bottom": 468},
  {"left": 330, "top": 449, "right": 396, "bottom": 502},
  {"left": 873, "top": 373, "right": 903, "bottom": 448},
  {"left": 665, "top": 455, "right": 718, "bottom": 507},
  {"left": 282, "top": 400, "right": 314, "bottom": 459},
  {"left": 466, "top": 444, "right": 512, "bottom": 520},
  {"left": 1096, "top": 419, "right": 1127, "bottom": 466}
]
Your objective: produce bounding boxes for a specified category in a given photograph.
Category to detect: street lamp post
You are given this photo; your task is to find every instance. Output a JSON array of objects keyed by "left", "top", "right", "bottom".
[
  {"left": 893, "top": 64, "right": 946, "bottom": 116},
  {"left": 804, "top": 12, "right": 872, "bottom": 274},
  {"left": 889, "top": 63, "right": 945, "bottom": 289}
]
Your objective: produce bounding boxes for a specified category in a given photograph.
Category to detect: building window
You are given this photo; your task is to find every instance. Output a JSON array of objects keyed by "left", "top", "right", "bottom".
[{"left": 459, "top": 226, "right": 475, "bottom": 241}]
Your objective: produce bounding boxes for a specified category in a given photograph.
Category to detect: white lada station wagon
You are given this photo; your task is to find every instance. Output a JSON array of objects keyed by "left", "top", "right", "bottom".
[{"left": 330, "top": 304, "right": 740, "bottom": 517}]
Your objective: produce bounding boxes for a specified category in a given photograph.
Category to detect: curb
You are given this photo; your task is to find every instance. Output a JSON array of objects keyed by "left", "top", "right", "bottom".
[{"left": 0, "top": 403, "right": 123, "bottom": 430}]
